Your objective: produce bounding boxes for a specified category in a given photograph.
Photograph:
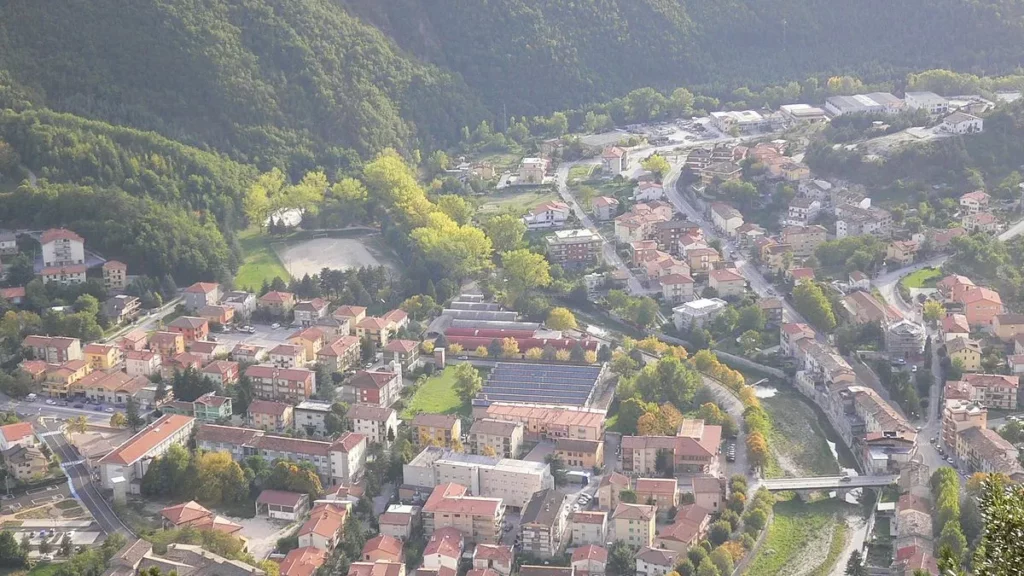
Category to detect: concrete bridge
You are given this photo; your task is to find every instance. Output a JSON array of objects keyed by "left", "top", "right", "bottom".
[{"left": 760, "top": 475, "right": 899, "bottom": 500}]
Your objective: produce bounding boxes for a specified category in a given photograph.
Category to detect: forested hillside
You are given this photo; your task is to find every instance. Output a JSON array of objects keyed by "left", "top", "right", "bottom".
[
  {"left": 0, "top": 0, "right": 487, "bottom": 175},
  {"left": 341, "top": 0, "right": 1024, "bottom": 117}
]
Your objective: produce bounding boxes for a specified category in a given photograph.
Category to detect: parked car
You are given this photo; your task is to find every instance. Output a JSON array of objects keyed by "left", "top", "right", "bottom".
[
  {"left": 271, "top": 323, "right": 281, "bottom": 329},
  {"left": 93, "top": 405, "right": 103, "bottom": 412},
  {"left": 73, "top": 403, "right": 84, "bottom": 409}
]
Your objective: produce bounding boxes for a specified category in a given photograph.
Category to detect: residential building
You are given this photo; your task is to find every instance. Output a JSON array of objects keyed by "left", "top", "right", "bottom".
[
  {"left": 102, "top": 260, "right": 128, "bottom": 292},
  {"left": 521, "top": 489, "right": 569, "bottom": 558},
  {"left": 835, "top": 202, "right": 892, "bottom": 238},
  {"left": 570, "top": 511, "right": 607, "bottom": 546},
  {"left": 40, "top": 263, "right": 87, "bottom": 285},
  {"left": 708, "top": 268, "right": 746, "bottom": 298},
  {"left": 953, "top": 374, "right": 1021, "bottom": 410},
  {"left": 709, "top": 203, "right": 743, "bottom": 237},
  {"left": 347, "top": 370, "right": 402, "bottom": 407},
  {"left": 621, "top": 419, "right": 721, "bottom": 475},
  {"left": 601, "top": 147, "right": 627, "bottom": 173},
  {"left": 785, "top": 198, "right": 822, "bottom": 226},
  {"left": 197, "top": 305, "right": 234, "bottom": 326},
  {"left": 22, "top": 335, "right": 82, "bottom": 364},
  {"left": 269, "top": 344, "right": 305, "bottom": 369},
  {"left": 904, "top": 91, "right": 949, "bottom": 115},
  {"left": 938, "top": 274, "right": 977, "bottom": 302},
  {"left": 349, "top": 404, "right": 399, "bottom": 445},
  {"left": 992, "top": 313, "right": 1024, "bottom": 342},
  {"left": 187, "top": 393, "right": 230, "bottom": 422},
  {"left": 940, "top": 314, "right": 970, "bottom": 342},
  {"left": 518, "top": 158, "right": 547, "bottom": 185},
  {"left": 404, "top": 448, "right": 554, "bottom": 510},
  {"left": 43, "top": 360, "right": 92, "bottom": 398},
  {"left": 259, "top": 291, "right": 296, "bottom": 316},
  {"left": 413, "top": 414, "right": 462, "bottom": 449},
  {"left": 222, "top": 290, "right": 257, "bottom": 319},
  {"left": 652, "top": 505, "right": 711, "bottom": 553},
  {"left": 692, "top": 476, "right": 723, "bottom": 512},
  {"left": 480, "top": 404, "right": 605, "bottom": 442},
  {"left": 334, "top": 306, "right": 367, "bottom": 334},
  {"left": 247, "top": 400, "right": 295, "bottom": 432},
  {"left": 685, "top": 247, "right": 720, "bottom": 273},
  {"left": 789, "top": 267, "right": 815, "bottom": 285},
  {"left": 469, "top": 419, "right": 523, "bottom": 459},
  {"left": 356, "top": 317, "right": 392, "bottom": 347},
  {"left": 281, "top": 546, "right": 328, "bottom": 576},
  {"left": 961, "top": 286, "right": 1003, "bottom": 327},
  {"left": 103, "top": 295, "right": 142, "bottom": 325},
  {"left": 363, "top": 534, "right": 403, "bottom": 563},
  {"left": 963, "top": 211, "right": 1001, "bottom": 234},
  {"left": 83, "top": 343, "right": 122, "bottom": 370},
  {"left": 546, "top": 229, "right": 602, "bottom": 269},
  {"left": 523, "top": 201, "right": 571, "bottom": 230},
  {"left": 633, "top": 182, "right": 664, "bottom": 202},
  {"left": 318, "top": 336, "right": 361, "bottom": 372},
  {"left": 634, "top": 478, "right": 677, "bottom": 510},
  {"left": 125, "top": 350, "right": 161, "bottom": 379},
  {"left": 299, "top": 503, "right": 348, "bottom": 551},
  {"left": 383, "top": 340, "right": 420, "bottom": 372},
  {"left": 928, "top": 226, "right": 968, "bottom": 251},
  {"left": 379, "top": 504, "right": 419, "bottom": 540},
  {"left": 0, "top": 422, "right": 36, "bottom": 451},
  {"left": 182, "top": 282, "right": 222, "bottom": 311},
  {"left": 672, "top": 298, "right": 727, "bottom": 331},
  {"left": 960, "top": 190, "right": 991, "bottom": 214},
  {"left": 201, "top": 360, "right": 240, "bottom": 387},
  {"left": 294, "top": 299, "right": 330, "bottom": 326},
  {"left": 635, "top": 547, "right": 680, "bottom": 576},
  {"left": 655, "top": 220, "right": 702, "bottom": 254},
  {"left": 843, "top": 290, "right": 896, "bottom": 325},
  {"left": 245, "top": 365, "right": 316, "bottom": 403},
  {"left": 554, "top": 438, "right": 604, "bottom": 469},
  {"left": 780, "top": 225, "right": 827, "bottom": 260},
  {"left": 758, "top": 298, "right": 784, "bottom": 326},
  {"left": 947, "top": 337, "right": 982, "bottom": 372},
  {"left": 610, "top": 503, "right": 656, "bottom": 547},
  {"left": 597, "top": 472, "right": 630, "bottom": 512},
  {"left": 422, "top": 527, "right": 462, "bottom": 571},
  {"left": 887, "top": 240, "right": 919, "bottom": 266},
  {"left": 149, "top": 332, "right": 185, "bottom": 358},
  {"left": 41, "top": 228, "right": 85, "bottom": 268},
  {"left": 107, "top": 540, "right": 266, "bottom": 576},
  {"left": 421, "top": 483, "right": 505, "bottom": 544},
  {"left": 257, "top": 490, "right": 311, "bottom": 521},
  {"left": 941, "top": 399, "right": 986, "bottom": 451},
  {"left": 167, "top": 316, "right": 209, "bottom": 344},
  {"left": 592, "top": 197, "right": 620, "bottom": 221},
  {"left": 349, "top": 561, "right": 406, "bottom": 576},
  {"left": 659, "top": 274, "right": 695, "bottom": 304},
  {"left": 0, "top": 230, "right": 15, "bottom": 256},
  {"left": 73, "top": 370, "right": 151, "bottom": 406},
  {"left": 941, "top": 112, "right": 984, "bottom": 134},
  {"left": 735, "top": 222, "right": 766, "bottom": 247},
  {"left": 956, "top": 427, "right": 1024, "bottom": 479},
  {"left": 98, "top": 414, "right": 195, "bottom": 493},
  {"left": 294, "top": 400, "right": 334, "bottom": 437},
  {"left": 885, "top": 320, "right": 926, "bottom": 359},
  {"left": 571, "top": 545, "right": 607, "bottom": 576},
  {"left": 232, "top": 343, "right": 267, "bottom": 364}
]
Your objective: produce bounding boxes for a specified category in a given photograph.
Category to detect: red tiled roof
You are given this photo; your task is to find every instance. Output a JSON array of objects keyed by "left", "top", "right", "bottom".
[
  {"left": 270, "top": 344, "right": 304, "bottom": 356},
  {"left": 301, "top": 503, "right": 347, "bottom": 539},
  {"left": 280, "top": 547, "right": 327, "bottom": 576},
  {"left": 254, "top": 434, "right": 331, "bottom": 457},
  {"left": 412, "top": 413, "right": 458, "bottom": 429},
  {"left": 571, "top": 511, "right": 607, "bottom": 525},
  {"left": 635, "top": 478, "right": 677, "bottom": 495},
  {"left": 196, "top": 424, "right": 262, "bottom": 446},
  {"left": 184, "top": 282, "right": 219, "bottom": 294},
  {"left": 348, "top": 404, "right": 396, "bottom": 422},
  {"left": 98, "top": 414, "right": 193, "bottom": 466},
  {"left": 41, "top": 228, "right": 83, "bottom": 244},
  {"left": 319, "top": 336, "right": 360, "bottom": 357},
  {"left": 363, "top": 534, "right": 404, "bottom": 560},
  {"left": 160, "top": 500, "right": 211, "bottom": 526},
  {"left": 424, "top": 527, "right": 463, "bottom": 559},
  {"left": 357, "top": 317, "right": 391, "bottom": 330},
  {"left": 423, "top": 483, "right": 501, "bottom": 516},
  {"left": 0, "top": 422, "right": 34, "bottom": 444},
  {"left": 474, "top": 544, "right": 513, "bottom": 564},
  {"left": 351, "top": 370, "right": 398, "bottom": 390},
  {"left": 260, "top": 291, "right": 294, "bottom": 303},
  {"left": 384, "top": 339, "right": 419, "bottom": 354},
  {"left": 103, "top": 260, "right": 128, "bottom": 270},
  {"left": 194, "top": 393, "right": 230, "bottom": 408},
  {"left": 571, "top": 545, "right": 607, "bottom": 563},
  {"left": 41, "top": 264, "right": 88, "bottom": 276},
  {"left": 331, "top": 432, "right": 366, "bottom": 453},
  {"left": 256, "top": 490, "right": 307, "bottom": 508},
  {"left": 202, "top": 360, "right": 238, "bottom": 377},
  {"left": 334, "top": 305, "right": 367, "bottom": 317},
  {"left": 611, "top": 503, "right": 656, "bottom": 521},
  {"left": 290, "top": 327, "right": 325, "bottom": 342},
  {"left": 0, "top": 287, "right": 26, "bottom": 300}
]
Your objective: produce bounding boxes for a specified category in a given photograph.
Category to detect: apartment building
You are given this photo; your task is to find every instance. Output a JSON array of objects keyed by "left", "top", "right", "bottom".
[
  {"left": 780, "top": 225, "right": 826, "bottom": 260},
  {"left": 941, "top": 399, "right": 986, "bottom": 451},
  {"left": 570, "top": 511, "right": 607, "bottom": 546},
  {"left": 22, "top": 335, "right": 82, "bottom": 364},
  {"left": 294, "top": 400, "right": 334, "bottom": 437},
  {"left": 546, "top": 229, "right": 602, "bottom": 269},
  {"left": 521, "top": 489, "right": 569, "bottom": 558},
  {"left": 348, "top": 404, "right": 399, "bottom": 445},
  {"left": 245, "top": 365, "right": 316, "bottom": 403},
  {"left": 469, "top": 419, "right": 524, "bottom": 459},
  {"left": 403, "top": 447, "right": 554, "bottom": 510},
  {"left": 99, "top": 414, "right": 196, "bottom": 493},
  {"left": 247, "top": 400, "right": 294, "bottom": 432},
  {"left": 610, "top": 504, "right": 656, "bottom": 548},
  {"left": 422, "top": 483, "right": 505, "bottom": 544},
  {"left": 554, "top": 439, "right": 604, "bottom": 469},
  {"left": 634, "top": 478, "right": 677, "bottom": 511},
  {"left": 413, "top": 414, "right": 462, "bottom": 449},
  {"left": 479, "top": 404, "right": 605, "bottom": 442}
]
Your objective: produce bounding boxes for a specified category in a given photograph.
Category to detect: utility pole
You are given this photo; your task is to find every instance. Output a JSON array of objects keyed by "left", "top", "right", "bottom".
[{"left": 502, "top": 102, "right": 508, "bottom": 134}]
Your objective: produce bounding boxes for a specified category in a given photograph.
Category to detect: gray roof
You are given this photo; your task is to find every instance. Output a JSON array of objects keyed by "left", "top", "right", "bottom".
[{"left": 521, "top": 489, "right": 568, "bottom": 528}]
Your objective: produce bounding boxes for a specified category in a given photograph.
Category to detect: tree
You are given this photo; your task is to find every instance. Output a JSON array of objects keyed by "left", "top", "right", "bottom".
[
  {"left": 500, "top": 337, "right": 520, "bottom": 358},
  {"left": 525, "top": 347, "right": 544, "bottom": 360},
  {"left": 0, "top": 531, "right": 25, "bottom": 568},
  {"left": 436, "top": 195, "right": 473, "bottom": 225},
  {"left": 607, "top": 541, "right": 636, "bottom": 576},
  {"left": 743, "top": 507, "right": 768, "bottom": 534},
  {"left": 641, "top": 154, "right": 671, "bottom": 181},
  {"left": 487, "top": 338, "right": 503, "bottom": 359},
  {"left": 125, "top": 397, "right": 143, "bottom": 432},
  {"left": 619, "top": 489, "right": 638, "bottom": 504},
  {"left": 695, "top": 560, "right": 720, "bottom": 576},
  {"left": 674, "top": 559, "right": 695, "bottom": 576},
  {"left": 109, "top": 412, "right": 128, "bottom": 428},
  {"left": 845, "top": 550, "right": 866, "bottom": 576},
  {"left": 937, "top": 523, "right": 967, "bottom": 565},
  {"left": 451, "top": 363, "right": 483, "bottom": 402},
  {"left": 923, "top": 300, "right": 944, "bottom": 325},
  {"left": 475, "top": 345, "right": 488, "bottom": 357},
  {"left": 708, "top": 520, "right": 731, "bottom": 547},
  {"left": 66, "top": 416, "right": 89, "bottom": 436},
  {"left": 792, "top": 281, "right": 836, "bottom": 332},
  {"left": 746, "top": 431, "right": 768, "bottom": 469},
  {"left": 37, "top": 538, "right": 51, "bottom": 556},
  {"left": 687, "top": 547, "right": 708, "bottom": 570},
  {"left": 546, "top": 307, "right": 578, "bottom": 331},
  {"left": 501, "top": 249, "right": 551, "bottom": 301},
  {"left": 739, "top": 330, "right": 761, "bottom": 354},
  {"left": 482, "top": 214, "right": 527, "bottom": 253},
  {"left": 708, "top": 548, "right": 733, "bottom": 576},
  {"left": 545, "top": 454, "right": 568, "bottom": 486}
]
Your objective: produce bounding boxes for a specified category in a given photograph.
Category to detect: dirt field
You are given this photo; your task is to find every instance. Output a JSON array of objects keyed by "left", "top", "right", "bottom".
[{"left": 276, "top": 235, "right": 396, "bottom": 278}]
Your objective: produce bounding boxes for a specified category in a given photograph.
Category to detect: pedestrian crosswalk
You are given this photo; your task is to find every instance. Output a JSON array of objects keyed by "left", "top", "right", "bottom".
[
  {"left": 59, "top": 459, "right": 84, "bottom": 468},
  {"left": 39, "top": 431, "right": 63, "bottom": 438}
]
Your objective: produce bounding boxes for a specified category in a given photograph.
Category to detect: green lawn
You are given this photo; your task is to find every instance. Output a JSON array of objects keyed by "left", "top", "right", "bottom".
[
  {"left": 745, "top": 499, "right": 846, "bottom": 576},
  {"left": 401, "top": 367, "right": 471, "bottom": 420},
  {"left": 899, "top": 266, "right": 942, "bottom": 289},
  {"left": 235, "top": 228, "right": 290, "bottom": 291},
  {"left": 0, "top": 564, "right": 62, "bottom": 576},
  {"left": 477, "top": 189, "right": 558, "bottom": 216},
  {"left": 567, "top": 164, "right": 596, "bottom": 183}
]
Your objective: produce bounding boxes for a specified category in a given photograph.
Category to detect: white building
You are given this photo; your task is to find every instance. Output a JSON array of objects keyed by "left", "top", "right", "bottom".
[
  {"left": 348, "top": 404, "right": 399, "bottom": 445},
  {"left": 403, "top": 447, "right": 554, "bottom": 510},
  {"left": 941, "top": 112, "right": 984, "bottom": 134},
  {"left": 633, "top": 182, "right": 664, "bottom": 202},
  {"left": 785, "top": 198, "right": 822, "bottom": 226},
  {"left": 709, "top": 203, "right": 743, "bottom": 237},
  {"left": 294, "top": 400, "right": 334, "bottom": 437},
  {"left": 824, "top": 93, "right": 904, "bottom": 116},
  {"left": 779, "top": 104, "right": 828, "bottom": 124},
  {"left": 518, "top": 158, "right": 547, "bottom": 185},
  {"left": 904, "top": 92, "right": 949, "bottom": 115},
  {"left": 522, "top": 201, "right": 571, "bottom": 230},
  {"left": 672, "top": 298, "right": 728, "bottom": 331},
  {"left": 98, "top": 414, "right": 196, "bottom": 494},
  {"left": 41, "top": 228, "right": 85, "bottom": 268},
  {"left": 798, "top": 179, "right": 833, "bottom": 202},
  {"left": 710, "top": 110, "right": 769, "bottom": 133}
]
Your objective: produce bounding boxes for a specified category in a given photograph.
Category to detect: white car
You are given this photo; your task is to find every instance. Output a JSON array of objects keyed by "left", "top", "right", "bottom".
[
  {"left": 271, "top": 323, "right": 281, "bottom": 329},
  {"left": 45, "top": 399, "right": 55, "bottom": 405}
]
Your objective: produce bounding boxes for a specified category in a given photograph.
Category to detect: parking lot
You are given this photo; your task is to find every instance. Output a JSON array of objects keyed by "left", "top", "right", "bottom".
[{"left": 211, "top": 321, "right": 297, "bottom": 351}]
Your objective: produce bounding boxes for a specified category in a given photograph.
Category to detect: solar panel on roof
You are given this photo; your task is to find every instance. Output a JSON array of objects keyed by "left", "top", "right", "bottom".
[{"left": 476, "top": 362, "right": 602, "bottom": 407}]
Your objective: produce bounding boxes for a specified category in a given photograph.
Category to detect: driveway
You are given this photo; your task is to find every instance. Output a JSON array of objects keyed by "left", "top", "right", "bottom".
[{"left": 701, "top": 377, "right": 749, "bottom": 479}]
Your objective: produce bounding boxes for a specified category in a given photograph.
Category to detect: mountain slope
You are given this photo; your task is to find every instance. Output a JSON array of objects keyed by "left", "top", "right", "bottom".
[{"left": 0, "top": 0, "right": 487, "bottom": 174}]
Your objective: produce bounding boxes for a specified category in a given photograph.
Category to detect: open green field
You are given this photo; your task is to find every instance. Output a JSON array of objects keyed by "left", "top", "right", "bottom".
[
  {"left": 763, "top": 390, "right": 843, "bottom": 477},
  {"left": 235, "top": 228, "right": 290, "bottom": 291},
  {"left": 745, "top": 498, "right": 848, "bottom": 576},
  {"left": 401, "top": 367, "right": 471, "bottom": 420},
  {"left": 0, "top": 564, "right": 62, "bottom": 576},
  {"left": 567, "top": 164, "right": 596, "bottom": 183},
  {"left": 477, "top": 189, "right": 558, "bottom": 215},
  {"left": 899, "top": 266, "right": 942, "bottom": 289}
]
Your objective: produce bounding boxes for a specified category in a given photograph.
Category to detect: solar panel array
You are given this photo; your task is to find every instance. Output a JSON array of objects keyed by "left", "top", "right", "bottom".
[{"left": 477, "top": 363, "right": 602, "bottom": 407}]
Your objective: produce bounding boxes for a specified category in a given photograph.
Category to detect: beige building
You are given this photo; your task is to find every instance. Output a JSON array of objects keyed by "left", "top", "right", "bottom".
[
  {"left": 349, "top": 404, "right": 399, "bottom": 445},
  {"left": 780, "top": 225, "right": 827, "bottom": 260},
  {"left": 98, "top": 414, "right": 196, "bottom": 494},
  {"left": 634, "top": 478, "right": 677, "bottom": 511},
  {"left": 941, "top": 399, "right": 986, "bottom": 451},
  {"left": 610, "top": 504, "right": 656, "bottom": 547},
  {"left": 469, "top": 419, "right": 524, "bottom": 459},
  {"left": 422, "top": 483, "right": 504, "bottom": 544},
  {"left": 413, "top": 414, "right": 462, "bottom": 449},
  {"left": 597, "top": 472, "right": 630, "bottom": 512},
  {"left": 480, "top": 404, "right": 605, "bottom": 442},
  {"left": 692, "top": 476, "right": 723, "bottom": 513},
  {"left": 3, "top": 444, "right": 48, "bottom": 481},
  {"left": 570, "top": 511, "right": 607, "bottom": 546},
  {"left": 554, "top": 438, "right": 604, "bottom": 469},
  {"left": 956, "top": 427, "right": 1024, "bottom": 479},
  {"left": 947, "top": 337, "right": 982, "bottom": 372}
]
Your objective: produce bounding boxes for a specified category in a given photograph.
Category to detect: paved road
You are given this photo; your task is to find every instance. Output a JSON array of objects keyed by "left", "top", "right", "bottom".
[
  {"left": 37, "top": 420, "right": 134, "bottom": 537},
  {"left": 701, "top": 377, "right": 749, "bottom": 479},
  {"left": 998, "top": 214, "right": 1024, "bottom": 241},
  {"left": 760, "top": 474, "right": 899, "bottom": 491},
  {"left": 101, "top": 296, "right": 183, "bottom": 345},
  {"left": 872, "top": 256, "right": 948, "bottom": 321}
]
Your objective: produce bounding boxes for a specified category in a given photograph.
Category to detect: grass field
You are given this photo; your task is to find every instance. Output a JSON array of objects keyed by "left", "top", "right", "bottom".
[
  {"left": 401, "top": 367, "right": 471, "bottom": 420},
  {"left": 900, "top": 266, "right": 943, "bottom": 289},
  {"left": 0, "top": 564, "right": 62, "bottom": 576},
  {"left": 235, "top": 228, "right": 290, "bottom": 291},
  {"left": 567, "top": 164, "right": 596, "bottom": 183},
  {"left": 477, "top": 189, "right": 558, "bottom": 215},
  {"left": 745, "top": 499, "right": 847, "bottom": 576}
]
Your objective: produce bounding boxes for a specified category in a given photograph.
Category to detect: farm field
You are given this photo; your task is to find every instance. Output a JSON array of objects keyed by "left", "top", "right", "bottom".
[{"left": 477, "top": 189, "right": 558, "bottom": 215}]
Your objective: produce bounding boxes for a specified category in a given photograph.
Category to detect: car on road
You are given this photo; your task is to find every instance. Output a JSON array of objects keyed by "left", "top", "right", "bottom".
[
  {"left": 247, "top": 326, "right": 257, "bottom": 334},
  {"left": 93, "top": 405, "right": 103, "bottom": 412},
  {"left": 45, "top": 399, "right": 55, "bottom": 405},
  {"left": 840, "top": 476, "right": 852, "bottom": 483},
  {"left": 104, "top": 407, "right": 114, "bottom": 413},
  {"left": 73, "top": 403, "right": 84, "bottom": 409},
  {"left": 271, "top": 323, "right": 281, "bottom": 329},
  {"left": 930, "top": 437, "right": 937, "bottom": 444}
]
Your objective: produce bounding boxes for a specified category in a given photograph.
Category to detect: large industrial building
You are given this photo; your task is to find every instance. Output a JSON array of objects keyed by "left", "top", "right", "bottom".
[{"left": 474, "top": 363, "right": 607, "bottom": 408}]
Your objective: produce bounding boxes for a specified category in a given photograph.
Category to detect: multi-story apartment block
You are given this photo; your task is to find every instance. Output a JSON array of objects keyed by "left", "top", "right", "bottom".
[
  {"left": 469, "top": 419, "right": 524, "bottom": 458},
  {"left": 521, "top": 489, "right": 569, "bottom": 558},
  {"left": 245, "top": 365, "right": 316, "bottom": 403},
  {"left": 348, "top": 404, "right": 399, "bottom": 445},
  {"left": 610, "top": 504, "right": 656, "bottom": 548},
  {"left": 422, "top": 483, "right": 505, "bottom": 544},
  {"left": 546, "top": 229, "right": 602, "bottom": 269},
  {"left": 22, "top": 335, "right": 82, "bottom": 364}
]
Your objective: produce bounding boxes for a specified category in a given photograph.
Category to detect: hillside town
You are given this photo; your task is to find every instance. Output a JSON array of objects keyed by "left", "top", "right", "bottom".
[{"left": 2, "top": 85, "right": 1024, "bottom": 576}]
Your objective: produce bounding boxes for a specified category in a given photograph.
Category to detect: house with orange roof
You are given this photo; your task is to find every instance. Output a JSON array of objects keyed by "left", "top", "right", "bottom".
[
  {"left": 183, "top": 282, "right": 222, "bottom": 311},
  {"left": 40, "top": 228, "right": 85, "bottom": 268},
  {"left": 0, "top": 287, "right": 25, "bottom": 305},
  {"left": 317, "top": 336, "right": 361, "bottom": 372},
  {"left": 43, "top": 360, "right": 92, "bottom": 398},
  {"left": 357, "top": 316, "right": 393, "bottom": 346},
  {"left": 301, "top": 502, "right": 348, "bottom": 551},
  {"left": 289, "top": 327, "right": 326, "bottom": 362},
  {"left": 334, "top": 305, "right": 366, "bottom": 334},
  {"left": 98, "top": 414, "right": 195, "bottom": 493},
  {"left": 659, "top": 273, "right": 695, "bottom": 304},
  {"left": 188, "top": 340, "right": 227, "bottom": 364},
  {"left": 280, "top": 547, "right": 328, "bottom": 576},
  {"left": 202, "top": 360, "right": 240, "bottom": 387},
  {"left": 161, "top": 352, "right": 204, "bottom": 379},
  {"left": 0, "top": 422, "right": 36, "bottom": 451},
  {"left": 83, "top": 343, "right": 122, "bottom": 370},
  {"left": 22, "top": 335, "right": 82, "bottom": 364},
  {"left": 652, "top": 504, "right": 711, "bottom": 553},
  {"left": 117, "top": 330, "right": 148, "bottom": 352},
  {"left": 363, "top": 534, "right": 404, "bottom": 563},
  {"left": 383, "top": 340, "right": 420, "bottom": 371},
  {"left": 634, "top": 478, "right": 677, "bottom": 510},
  {"left": 592, "top": 196, "right": 620, "bottom": 221},
  {"left": 17, "top": 360, "right": 47, "bottom": 383},
  {"left": 472, "top": 544, "right": 514, "bottom": 576},
  {"left": 259, "top": 291, "right": 296, "bottom": 316},
  {"left": 571, "top": 544, "right": 608, "bottom": 576},
  {"left": 348, "top": 370, "right": 401, "bottom": 407},
  {"left": 159, "top": 500, "right": 242, "bottom": 536},
  {"left": 379, "top": 505, "right": 418, "bottom": 540},
  {"left": 412, "top": 414, "right": 461, "bottom": 449},
  {"left": 148, "top": 331, "right": 185, "bottom": 358},
  {"left": 887, "top": 240, "right": 919, "bottom": 266},
  {"left": 601, "top": 147, "right": 627, "bottom": 173},
  {"left": 269, "top": 344, "right": 306, "bottom": 369},
  {"left": 383, "top": 309, "right": 410, "bottom": 332},
  {"left": 610, "top": 503, "right": 656, "bottom": 547},
  {"left": 102, "top": 260, "right": 128, "bottom": 292},
  {"left": 960, "top": 190, "right": 990, "bottom": 214},
  {"left": 960, "top": 286, "right": 1003, "bottom": 327},
  {"left": 125, "top": 350, "right": 161, "bottom": 378},
  {"left": 569, "top": 511, "right": 607, "bottom": 546},
  {"left": 422, "top": 483, "right": 505, "bottom": 544},
  {"left": 167, "top": 316, "right": 209, "bottom": 344},
  {"left": 231, "top": 343, "right": 267, "bottom": 364},
  {"left": 708, "top": 268, "right": 746, "bottom": 298},
  {"left": 523, "top": 201, "right": 571, "bottom": 230},
  {"left": 963, "top": 211, "right": 1002, "bottom": 234},
  {"left": 596, "top": 472, "right": 630, "bottom": 513},
  {"left": 246, "top": 365, "right": 316, "bottom": 403},
  {"left": 937, "top": 274, "right": 976, "bottom": 302},
  {"left": 940, "top": 314, "right": 970, "bottom": 342},
  {"left": 294, "top": 298, "right": 330, "bottom": 326},
  {"left": 788, "top": 267, "right": 816, "bottom": 285},
  {"left": 197, "top": 305, "right": 234, "bottom": 326},
  {"left": 349, "top": 561, "right": 406, "bottom": 576}
]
